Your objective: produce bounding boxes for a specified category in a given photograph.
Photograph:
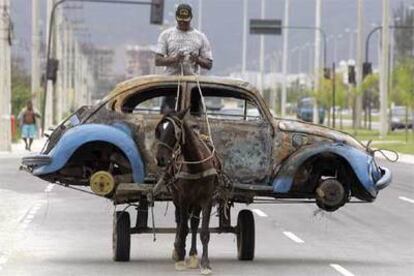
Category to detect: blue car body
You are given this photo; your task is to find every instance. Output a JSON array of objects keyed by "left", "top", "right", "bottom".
[
  {"left": 32, "top": 123, "right": 145, "bottom": 183},
  {"left": 272, "top": 143, "right": 387, "bottom": 200}
]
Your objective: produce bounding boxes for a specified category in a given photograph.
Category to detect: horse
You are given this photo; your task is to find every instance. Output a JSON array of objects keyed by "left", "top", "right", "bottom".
[{"left": 154, "top": 108, "right": 222, "bottom": 275}]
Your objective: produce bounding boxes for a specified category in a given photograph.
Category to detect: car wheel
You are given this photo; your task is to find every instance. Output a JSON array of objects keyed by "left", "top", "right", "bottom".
[
  {"left": 113, "top": 211, "right": 130, "bottom": 262},
  {"left": 315, "top": 178, "right": 347, "bottom": 212},
  {"left": 236, "top": 209, "right": 255, "bottom": 261}
]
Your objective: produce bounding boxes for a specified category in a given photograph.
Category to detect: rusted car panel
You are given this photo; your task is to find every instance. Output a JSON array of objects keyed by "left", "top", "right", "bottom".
[
  {"left": 21, "top": 75, "right": 391, "bottom": 210},
  {"left": 208, "top": 119, "right": 273, "bottom": 184}
]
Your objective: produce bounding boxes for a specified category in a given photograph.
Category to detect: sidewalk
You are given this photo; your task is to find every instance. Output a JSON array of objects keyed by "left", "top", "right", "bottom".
[
  {"left": 0, "top": 138, "right": 47, "bottom": 159},
  {"left": 376, "top": 152, "right": 414, "bottom": 165}
]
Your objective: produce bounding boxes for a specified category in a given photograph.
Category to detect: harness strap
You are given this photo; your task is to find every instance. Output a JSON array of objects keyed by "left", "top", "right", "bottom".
[{"left": 176, "top": 167, "right": 218, "bottom": 180}]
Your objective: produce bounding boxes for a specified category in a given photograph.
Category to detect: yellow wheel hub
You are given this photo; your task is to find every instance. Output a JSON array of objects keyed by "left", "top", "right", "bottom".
[{"left": 90, "top": 171, "right": 115, "bottom": 196}]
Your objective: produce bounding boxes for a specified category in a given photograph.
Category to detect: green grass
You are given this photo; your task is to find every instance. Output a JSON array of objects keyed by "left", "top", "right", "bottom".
[
  {"left": 341, "top": 114, "right": 379, "bottom": 122},
  {"left": 341, "top": 127, "right": 414, "bottom": 154}
]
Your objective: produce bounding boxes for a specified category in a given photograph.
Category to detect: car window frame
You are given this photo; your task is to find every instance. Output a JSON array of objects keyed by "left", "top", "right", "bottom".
[
  {"left": 185, "top": 82, "right": 270, "bottom": 124},
  {"left": 111, "top": 82, "right": 186, "bottom": 114}
]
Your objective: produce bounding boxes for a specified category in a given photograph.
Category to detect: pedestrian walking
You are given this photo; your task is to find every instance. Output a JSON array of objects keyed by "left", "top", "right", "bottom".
[{"left": 18, "top": 100, "right": 41, "bottom": 151}]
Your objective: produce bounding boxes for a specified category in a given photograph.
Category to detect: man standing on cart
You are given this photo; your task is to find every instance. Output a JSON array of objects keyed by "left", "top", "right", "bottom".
[{"left": 154, "top": 3, "right": 213, "bottom": 113}]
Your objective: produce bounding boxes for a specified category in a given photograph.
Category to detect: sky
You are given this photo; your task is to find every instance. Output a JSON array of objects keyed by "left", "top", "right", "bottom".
[{"left": 10, "top": 0, "right": 414, "bottom": 76}]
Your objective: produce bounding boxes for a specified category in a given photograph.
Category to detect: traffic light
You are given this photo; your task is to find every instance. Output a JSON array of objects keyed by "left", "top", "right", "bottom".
[
  {"left": 363, "top": 62, "right": 372, "bottom": 79},
  {"left": 150, "top": 0, "right": 164, "bottom": 25},
  {"left": 46, "top": 59, "right": 59, "bottom": 84},
  {"left": 348, "top": 65, "right": 356, "bottom": 85},
  {"left": 323, "top": 67, "right": 331, "bottom": 79}
]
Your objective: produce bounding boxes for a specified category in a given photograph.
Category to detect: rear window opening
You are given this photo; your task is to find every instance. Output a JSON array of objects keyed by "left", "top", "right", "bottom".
[
  {"left": 121, "top": 85, "right": 180, "bottom": 114},
  {"left": 190, "top": 86, "right": 262, "bottom": 121}
]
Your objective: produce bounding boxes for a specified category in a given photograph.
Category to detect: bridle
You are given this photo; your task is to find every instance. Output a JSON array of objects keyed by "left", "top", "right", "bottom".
[
  {"left": 156, "top": 116, "right": 184, "bottom": 153},
  {"left": 156, "top": 115, "right": 215, "bottom": 166}
]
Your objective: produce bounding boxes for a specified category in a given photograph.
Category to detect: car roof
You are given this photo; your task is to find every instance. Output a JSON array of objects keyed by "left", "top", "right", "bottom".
[{"left": 107, "top": 75, "right": 258, "bottom": 99}]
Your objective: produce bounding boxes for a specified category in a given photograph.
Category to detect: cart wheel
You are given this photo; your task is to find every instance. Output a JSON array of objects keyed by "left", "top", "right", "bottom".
[
  {"left": 113, "top": 211, "right": 130, "bottom": 262},
  {"left": 237, "top": 209, "right": 255, "bottom": 261}
]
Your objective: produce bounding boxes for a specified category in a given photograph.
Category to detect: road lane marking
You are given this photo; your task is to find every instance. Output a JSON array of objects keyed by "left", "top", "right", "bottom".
[
  {"left": 1, "top": 201, "right": 44, "bottom": 271},
  {"left": 283, "top": 231, "right": 305, "bottom": 243},
  {"left": 44, "top": 184, "right": 55, "bottom": 193},
  {"left": 399, "top": 196, "right": 414, "bottom": 204},
  {"left": 330, "top": 264, "right": 355, "bottom": 276},
  {"left": 19, "top": 202, "right": 43, "bottom": 231},
  {"left": 252, "top": 209, "right": 268, "bottom": 217}
]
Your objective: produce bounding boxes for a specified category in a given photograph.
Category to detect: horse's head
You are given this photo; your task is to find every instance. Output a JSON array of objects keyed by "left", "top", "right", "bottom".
[{"left": 155, "top": 108, "right": 190, "bottom": 167}]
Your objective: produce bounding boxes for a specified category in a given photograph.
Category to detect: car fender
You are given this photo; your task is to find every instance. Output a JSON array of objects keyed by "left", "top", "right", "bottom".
[
  {"left": 33, "top": 123, "right": 144, "bottom": 183},
  {"left": 272, "top": 143, "right": 377, "bottom": 198}
]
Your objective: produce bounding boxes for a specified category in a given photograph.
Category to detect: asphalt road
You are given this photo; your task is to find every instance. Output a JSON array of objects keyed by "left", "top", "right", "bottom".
[{"left": 0, "top": 156, "right": 413, "bottom": 276}]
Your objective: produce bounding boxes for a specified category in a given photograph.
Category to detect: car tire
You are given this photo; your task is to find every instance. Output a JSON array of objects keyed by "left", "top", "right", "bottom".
[
  {"left": 113, "top": 211, "right": 130, "bottom": 262},
  {"left": 237, "top": 209, "right": 255, "bottom": 261}
]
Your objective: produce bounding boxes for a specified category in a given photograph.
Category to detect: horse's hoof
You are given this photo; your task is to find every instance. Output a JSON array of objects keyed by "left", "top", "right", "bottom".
[
  {"left": 186, "top": 255, "right": 199, "bottom": 269},
  {"left": 172, "top": 249, "right": 178, "bottom": 261},
  {"left": 200, "top": 267, "right": 212, "bottom": 275},
  {"left": 175, "top": 261, "right": 187, "bottom": 271}
]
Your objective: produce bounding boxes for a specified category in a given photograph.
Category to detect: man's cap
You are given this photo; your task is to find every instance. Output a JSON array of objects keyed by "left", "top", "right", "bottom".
[{"left": 176, "top": 3, "right": 192, "bottom": 22}]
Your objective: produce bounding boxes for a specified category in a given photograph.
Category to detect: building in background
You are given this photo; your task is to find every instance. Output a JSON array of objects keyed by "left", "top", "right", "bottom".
[
  {"left": 125, "top": 45, "right": 156, "bottom": 78},
  {"left": 83, "top": 45, "right": 115, "bottom": 100}
]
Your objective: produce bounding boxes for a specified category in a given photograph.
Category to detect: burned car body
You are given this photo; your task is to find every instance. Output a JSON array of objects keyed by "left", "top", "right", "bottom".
[{"left": 22, "top": 75, "right": 391, "bottom": 211}]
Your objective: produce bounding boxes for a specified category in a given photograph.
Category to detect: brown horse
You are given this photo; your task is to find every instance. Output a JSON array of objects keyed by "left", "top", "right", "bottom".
[{"left": 155, "top": 108, "right": 220, "bottom": 275}]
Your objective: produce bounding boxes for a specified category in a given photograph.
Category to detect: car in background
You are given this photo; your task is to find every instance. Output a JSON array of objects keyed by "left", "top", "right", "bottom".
[
  {"left": 296, "top": 97, "right": 325, "bottom": 124},
  {"left": 391, "top": 106, "right": 413, "bottom": 131}
]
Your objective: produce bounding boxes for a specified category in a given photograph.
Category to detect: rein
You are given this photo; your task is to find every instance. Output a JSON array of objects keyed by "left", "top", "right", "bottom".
[{"left": 156, "top": 115, "right": 215, "bottom": 166}]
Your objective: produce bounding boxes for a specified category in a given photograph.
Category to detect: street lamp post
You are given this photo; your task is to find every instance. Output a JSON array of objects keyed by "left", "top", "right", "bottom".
[
  {"left": 242, "top": 0, "right": 248, "bottom": 76},
  {"left": 281, "top": 0, "right": 290, "bottom": 117},
  {"left": 379, "top": 0, "right": 390, "bottom": 137}
]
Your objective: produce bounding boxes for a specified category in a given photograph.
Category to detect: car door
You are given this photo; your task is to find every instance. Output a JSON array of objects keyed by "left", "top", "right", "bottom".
[{"left": 187, "top": 83, "right": 273, "bottom": 185}]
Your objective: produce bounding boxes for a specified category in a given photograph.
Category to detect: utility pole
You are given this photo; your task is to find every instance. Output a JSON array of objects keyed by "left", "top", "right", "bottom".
[
  {"left": 379, "top": 0, "right": 389, "bottom": 137},
  {"left": 44, "top": 0, "right": 55, "bottom": 131},
  {"left": 198, "top": 0, "right": 202, "bottom": 31},
  {"left": 332, "top": 62, "right": 336, "bottom": 128},
  {"left": 281, "top": 0, "right": 290, "bottom": 117},
  {"left": 31, "top": 0, "right": 41, "bottom": 109},
  {"left": 74, "top": 40, "right": 80, "bottom": 108},
  {"left": 0, "top": 0, "right": 12, "bottom": 151},
  {"left": 313, "top": 0, "right": 322, "bottom": 124},
  {"left": 259, "top": 0, "right": 265, "bottom": 94},
  {"left": 55, "top": 6, "right": 64, "bottom": 123},
  {"left": 242, "top": 0, "right": 248, "bottom": 77},
  {"left": 63, "top": 20, "right": 70, "bottom": 114},
  {"left": 355, "top": 0, "right": 364, "bottom": 129},
  {"left": 270, "top": 52, "right": 279, "bottom": 114},
  {"left": 69, "top": 26, "right": 75, "bottom": 111}
]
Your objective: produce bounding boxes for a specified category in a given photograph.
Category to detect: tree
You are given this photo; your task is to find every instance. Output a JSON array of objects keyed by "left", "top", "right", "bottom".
[
  {"left": 394, "top": 3, "right": 414, "bottom": 62},
  {"left": 392, "top": 59, "right": 414, "bottom": 108}
]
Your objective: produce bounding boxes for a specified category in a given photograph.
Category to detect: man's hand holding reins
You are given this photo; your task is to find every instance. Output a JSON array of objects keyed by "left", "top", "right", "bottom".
[
  {"left": 190, "top": 53, "right": 212, "bottom": 70},
  {"left": 155, "top": 53, "right": 185, "bottom": 67}
]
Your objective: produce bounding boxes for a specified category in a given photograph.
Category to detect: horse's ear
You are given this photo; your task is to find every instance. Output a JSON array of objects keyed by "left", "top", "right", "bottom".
[
  {"left": 184, "top": 107, "right": 191, "bottom": 119},
  {"left": 178, "top": 107, "right": 191, "bottom": 119}
]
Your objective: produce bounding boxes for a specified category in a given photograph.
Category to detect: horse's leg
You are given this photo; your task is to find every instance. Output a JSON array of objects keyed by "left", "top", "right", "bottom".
[
  {"left": 174, "top": 203, "right": 189, "bottom": 270},
  {"left": 172, "top": 202, "right": 180, "bottom": 261},
  {"left": 200, "top": 203, "right": 212, "bottom": 275},
  {"left": 187, "top": 207, "right": 201, "bottom": 269}
]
